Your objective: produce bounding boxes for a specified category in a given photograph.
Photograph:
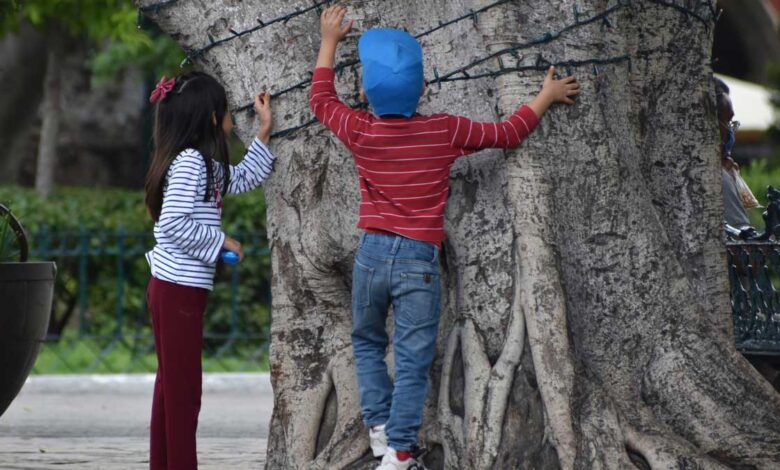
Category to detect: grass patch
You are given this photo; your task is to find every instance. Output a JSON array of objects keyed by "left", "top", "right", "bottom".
[{"left": 33, "top": 334, "right": 269, "bottom": 374}]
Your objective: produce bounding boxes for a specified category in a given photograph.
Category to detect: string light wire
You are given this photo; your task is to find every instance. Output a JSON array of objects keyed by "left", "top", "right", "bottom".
[{"left": 138, "top": 0, "right": 717, "bottom": 139}]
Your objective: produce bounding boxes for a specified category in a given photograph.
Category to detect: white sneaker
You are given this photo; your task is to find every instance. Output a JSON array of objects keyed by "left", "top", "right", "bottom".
[
  {"left": 369, "top": 424, "right": 388, "bottom": 458},
  {"left": 375, "top": 447, "right": 428, "bottom": 470}
]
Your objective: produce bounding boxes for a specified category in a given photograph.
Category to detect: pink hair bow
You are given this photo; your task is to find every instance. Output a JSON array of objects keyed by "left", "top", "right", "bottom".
[{"left": 149, "top": 76, "right": 176, "bottom": 104}]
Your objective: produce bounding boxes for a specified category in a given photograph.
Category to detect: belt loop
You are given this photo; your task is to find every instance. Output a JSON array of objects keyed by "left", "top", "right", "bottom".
[
  {"left": 432, "top": 245, "right": 439, "bottom": 263},
  {"left": 391, "top": 235, "right": 401, "bottom": 255},
  {"left": 359, "top": 232, "right": 366, "bottom": 249}
]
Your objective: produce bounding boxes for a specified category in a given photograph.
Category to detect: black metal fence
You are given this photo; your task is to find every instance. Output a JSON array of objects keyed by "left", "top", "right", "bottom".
[
  {"left": 27, "top": 227, "right": 780, "bottom": 374},
  {"left": 30, "top": 227, "right": 271, "bottom": 374},
  {"left": 727, "top": 241, "right": 780, "bottom": 354}
]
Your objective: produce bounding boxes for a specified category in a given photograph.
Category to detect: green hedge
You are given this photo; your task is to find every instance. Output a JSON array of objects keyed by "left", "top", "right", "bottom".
[
  {"left": 0, "top": 185, "right": 272, "bottom": 373},
  {"left": 0, "top": 185, "right": 267, "bottom": 234}
]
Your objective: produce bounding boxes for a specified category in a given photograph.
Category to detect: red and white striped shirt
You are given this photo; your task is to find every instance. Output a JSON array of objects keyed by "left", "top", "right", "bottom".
[{"left": 309, "top": 67, "right": 539, "bottom": 244}]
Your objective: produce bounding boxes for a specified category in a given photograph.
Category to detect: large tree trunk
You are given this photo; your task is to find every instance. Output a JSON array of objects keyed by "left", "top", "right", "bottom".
[{"left": 140, "top": 1, "right": 780, "bottom": 468}]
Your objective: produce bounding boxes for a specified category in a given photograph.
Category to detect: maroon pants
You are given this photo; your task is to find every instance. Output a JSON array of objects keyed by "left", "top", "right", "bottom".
[{"left": 147, "top": 277, "right": 208, "bottom": 470}]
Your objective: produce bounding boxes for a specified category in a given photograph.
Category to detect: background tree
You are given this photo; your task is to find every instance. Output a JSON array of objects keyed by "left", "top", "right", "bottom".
[
  {"left": 140, "top": 0, "right": 780, "bottom": 468},
  {"left": 0, "top": 0, "right": 181, "bottom": 197}
]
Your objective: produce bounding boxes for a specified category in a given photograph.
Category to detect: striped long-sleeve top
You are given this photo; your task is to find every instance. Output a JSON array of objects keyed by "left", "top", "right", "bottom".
[
  {"left": 145, "top": 138, "right": 275, "bottom": 290},
  {"left": 309, "top": 67, "right": 539, "bottom": 244}
]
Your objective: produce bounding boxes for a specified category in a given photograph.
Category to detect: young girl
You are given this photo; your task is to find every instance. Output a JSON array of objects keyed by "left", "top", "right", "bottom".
[{"left": 143, "top": 72, "right": 275, "bottom": 470}]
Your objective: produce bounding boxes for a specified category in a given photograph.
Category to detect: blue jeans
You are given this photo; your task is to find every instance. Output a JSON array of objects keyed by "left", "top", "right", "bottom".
[{"left": 351, "top": 232, "right": 442, "bottom": 451}]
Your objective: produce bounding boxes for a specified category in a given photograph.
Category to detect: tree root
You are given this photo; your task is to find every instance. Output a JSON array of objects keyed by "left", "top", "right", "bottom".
[
  {"left": 309, "top": 348, "right": 368, "bottom": 469},
  {"left": 573, "top": 377, "right": 733, "bottom": 470},
  {"left": 574, "top": 379, "right": 635, "bottom": 469},
  {"left": 642, "top": 339, "right": 780, "bottom": 469},
  {"left": 436, "top": 302, "right": 525, "bottom": 468},
  {"left": 505, "top": 139, "right": 578, "bottom": 469},
  {"left": 623, "top": 426, "right": 731, "bottom": 470}
]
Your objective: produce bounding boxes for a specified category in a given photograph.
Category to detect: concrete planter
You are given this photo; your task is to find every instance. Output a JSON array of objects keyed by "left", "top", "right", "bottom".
[{"left": 0, "top": 262, "right": 56, "bottom": 417}]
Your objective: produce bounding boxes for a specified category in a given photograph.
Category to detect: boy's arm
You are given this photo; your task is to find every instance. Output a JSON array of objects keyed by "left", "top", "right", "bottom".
[
  {"left": 310, "top": 6, "right": 359, "bottom": 145},
  {"left": 449, "top": 66, "right": 579, "bottom": 150},
  {"left": 314, "top": 5, "right": 352, "bottom": 69},
  {"left": 448, "top": 106, "right": 540, "bottom": 150}
]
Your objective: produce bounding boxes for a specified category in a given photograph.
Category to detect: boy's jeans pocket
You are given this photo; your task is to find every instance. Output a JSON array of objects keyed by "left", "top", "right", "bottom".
[
  {"left": 352, "top": 258, "right": 375, "bottom": 308},
  {"left": 396, "top": 268, "right": 441, "bottom": 326}
]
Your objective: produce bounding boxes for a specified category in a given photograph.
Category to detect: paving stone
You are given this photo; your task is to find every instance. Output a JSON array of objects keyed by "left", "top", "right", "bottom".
[
  {"left": 0, "top": 437, "right": 267, "bottom": 469},
  {"left": 0, "top": 374, "right": 272, "bottom": 469}
]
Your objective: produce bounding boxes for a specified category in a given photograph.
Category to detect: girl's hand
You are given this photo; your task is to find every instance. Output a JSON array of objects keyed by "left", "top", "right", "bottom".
[
  {"left": 254, "top": 91, "right": 272, "bottom": 143},
  {"left": 320, "top": 5, "right": 353, "bottom": 44},
  {"left": 542, "top": 66, "right": 580, "bottom": 105},
  {"left": 223, "top": 236, "right": 245, "bottom": 261}
]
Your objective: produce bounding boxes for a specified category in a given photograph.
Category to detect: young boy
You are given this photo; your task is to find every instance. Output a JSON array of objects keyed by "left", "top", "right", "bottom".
[{"left": 310, "top": 6, "right": 579, "bottom": 470}]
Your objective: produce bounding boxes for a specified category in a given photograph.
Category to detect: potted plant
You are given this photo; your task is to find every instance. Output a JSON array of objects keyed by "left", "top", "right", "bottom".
[{"left": 0, "top": 203, "right": 56, "bottom": 417}]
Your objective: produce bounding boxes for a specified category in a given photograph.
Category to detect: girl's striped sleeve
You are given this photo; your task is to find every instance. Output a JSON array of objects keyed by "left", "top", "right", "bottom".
[
  {"left": 227, "top": 137, "right": 276, "bottom": 194},
  {"left": 157, "top": 153, "right": 225, "bottom": 264}
]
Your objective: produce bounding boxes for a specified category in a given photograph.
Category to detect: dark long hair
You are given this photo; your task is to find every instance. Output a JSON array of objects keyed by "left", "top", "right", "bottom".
[{"left": 145, "top": 72, "right": 231, "bottom": 222}]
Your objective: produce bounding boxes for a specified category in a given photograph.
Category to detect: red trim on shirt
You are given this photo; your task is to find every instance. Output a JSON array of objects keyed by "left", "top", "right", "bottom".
[{"left": 309, "top": 67, "right": 539, "bottom": 244}]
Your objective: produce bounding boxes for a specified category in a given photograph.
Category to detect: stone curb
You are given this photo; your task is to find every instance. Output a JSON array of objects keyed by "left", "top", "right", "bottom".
[{"left": 20, "top": 373, "right": 273, "bottom": 395}]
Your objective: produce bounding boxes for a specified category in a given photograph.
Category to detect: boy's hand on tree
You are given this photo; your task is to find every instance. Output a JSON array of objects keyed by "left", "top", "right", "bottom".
[
  {"left": 254, "top": 91, "right": 272, "bottom": 143},
  {"left": 543, "top": 66, "right": 580, "bottom": 105},
  {"left": 315, "top": 5, "right": 351, "bottom": 68},
  {"left": 528, "top": 66, "right": 580, "bottom": 117},
  {"left": 320, "top": 5, "right": 353, "bottom": 44}
]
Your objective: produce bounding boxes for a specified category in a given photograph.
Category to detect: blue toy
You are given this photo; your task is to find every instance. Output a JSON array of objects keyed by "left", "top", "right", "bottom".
[{"left": 221, "top": 250, "right": 240, "bottom": 265}]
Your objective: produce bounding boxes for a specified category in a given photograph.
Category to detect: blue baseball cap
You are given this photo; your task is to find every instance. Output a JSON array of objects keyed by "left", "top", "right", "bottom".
[{"left": 358, "top": 28, "right": 424, "bottom": 118}]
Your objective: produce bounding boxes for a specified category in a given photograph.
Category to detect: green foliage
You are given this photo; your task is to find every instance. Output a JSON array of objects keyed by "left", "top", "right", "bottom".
[
  {"left": 91, "top": 26, "right": 185, "bottom": 85},
  {"left": 740, "top": 160, "right": 780, "bottom": 228},
  {"left": 0, "top": 186, "right": 150, "bottom": 233},
  {"left": 88, "top": 1, "right": 188, "bottom": 86},
  {"left": 0, "top": 1, "right": 19, "bottom": 31},
  {"left": 0, "top": 199, "right": 28, "bottom": 262},
  {"left": 0, "top": 183, "right": 268, "bottom": 234},
  {"left": 1, "top": 0, "right": 145, "bottom": 42},
  {"left": 0, "top": 0, "right": 186, "bottom": 87}
]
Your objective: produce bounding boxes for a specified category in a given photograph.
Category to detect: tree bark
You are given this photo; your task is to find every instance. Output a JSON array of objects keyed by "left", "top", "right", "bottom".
[
  {"left": 35, "top": 25, "right": 62, "bottom": 198},
  {"left": 140, "top": 1, "right": 780, "bottom": 468}
]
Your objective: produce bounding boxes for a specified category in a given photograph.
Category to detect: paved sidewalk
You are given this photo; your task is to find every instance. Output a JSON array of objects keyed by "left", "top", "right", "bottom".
[{"left": 0, "top": 373, "right": 273, "bottom": 469}]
